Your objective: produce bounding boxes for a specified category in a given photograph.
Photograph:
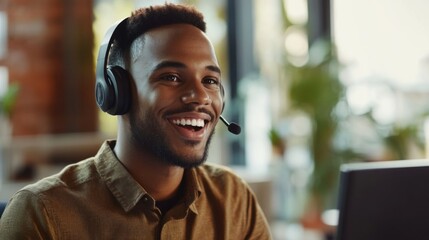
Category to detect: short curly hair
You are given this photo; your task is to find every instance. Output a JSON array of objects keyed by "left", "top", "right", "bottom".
[{"left": 108, "top": 3, "right": 206, "bottom": 67}]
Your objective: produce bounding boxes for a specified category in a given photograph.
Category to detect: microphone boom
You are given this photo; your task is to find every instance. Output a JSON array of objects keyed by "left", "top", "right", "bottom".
[{"left": 219, "top": 115, "right": 241, "bottom": 135}]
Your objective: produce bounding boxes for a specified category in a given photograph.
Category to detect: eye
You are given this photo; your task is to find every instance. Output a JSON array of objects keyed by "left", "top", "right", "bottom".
[
  {"left": 202, "top": 77, "right": 220, "bottom": 90},
  {"left": 160, "top": 74, "right": 180, "bottom": 82}
]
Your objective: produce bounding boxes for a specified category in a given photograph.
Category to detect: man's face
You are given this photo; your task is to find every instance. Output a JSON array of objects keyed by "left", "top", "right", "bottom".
[{"left": 128, "top": 24, "right": 223, "bottom": 168}]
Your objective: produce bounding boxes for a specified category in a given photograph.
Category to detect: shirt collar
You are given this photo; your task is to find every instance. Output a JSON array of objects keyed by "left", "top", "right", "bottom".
[
  {"left": 94, "top": 140, "right": 147, "bottom": 212},
  {"left": 184, "top": 168, "right": 203, "bottom": 214},
  {"left": 94, "top": 140, "right": 204, "bottom": 214}
]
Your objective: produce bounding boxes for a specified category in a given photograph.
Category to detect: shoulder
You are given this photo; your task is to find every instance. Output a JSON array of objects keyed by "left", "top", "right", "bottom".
[
  {"left": 18, "top": 157, "right": 97, "bottom": 197},
  {"left": 193, "top": 164, "right": 272, "bottom": 239},
  {"left": 193, "top": 163, "right": 252, "bottom": 196},
  {"left": 196, "top": 163, "right": 246, "bottom": 184},
  {"left": 1, "top": 157, "right": 99, "bottom": 231}
]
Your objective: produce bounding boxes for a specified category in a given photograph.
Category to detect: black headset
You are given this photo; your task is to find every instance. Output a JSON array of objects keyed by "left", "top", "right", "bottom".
[
  {"left": 95, "top": 18, "right": 241, "bottom": 134},
  {"left": 95, "top": 18, "right": 131, "bottom": 115},
  {"left": 95, "top": 17, "right": 224, "bottom": 116}
]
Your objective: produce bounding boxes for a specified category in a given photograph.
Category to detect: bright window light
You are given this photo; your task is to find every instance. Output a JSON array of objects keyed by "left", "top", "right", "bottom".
[{"left": 333, "top": 0, "right": 429, "bottom": 89}]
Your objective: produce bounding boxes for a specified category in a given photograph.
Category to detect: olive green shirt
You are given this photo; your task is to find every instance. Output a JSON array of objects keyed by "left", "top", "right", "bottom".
[{"left": 0, "top": 141, "right": 271, "bottom": 239}]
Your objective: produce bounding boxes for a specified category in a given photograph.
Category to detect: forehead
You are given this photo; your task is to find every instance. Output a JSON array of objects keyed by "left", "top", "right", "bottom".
[{"left": 131, "top": 24, "right": 218, "bottom": 65}]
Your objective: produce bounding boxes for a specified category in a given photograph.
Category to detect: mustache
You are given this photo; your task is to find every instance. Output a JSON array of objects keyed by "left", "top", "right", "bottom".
[{"left": 164, "top": 106, "right": 215, "bottom": 120}]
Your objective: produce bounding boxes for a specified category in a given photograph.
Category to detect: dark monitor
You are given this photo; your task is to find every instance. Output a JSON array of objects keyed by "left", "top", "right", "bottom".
[{"left": 336, "top": 159, "right": 429, "bottom": 240}]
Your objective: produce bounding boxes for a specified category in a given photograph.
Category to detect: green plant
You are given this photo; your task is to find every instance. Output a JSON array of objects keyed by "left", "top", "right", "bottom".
[
  {"left": 0, "top": 83, "right": 19, "bottom": 117},
  {"left": 287, "top": 40, "right": 350, "bottom": 209},
  {"left": 268, "top": 128, "right": 286, "bottom": 156},
  {"left": 368, "top": 110, "right": 428, "bottom": 160}
]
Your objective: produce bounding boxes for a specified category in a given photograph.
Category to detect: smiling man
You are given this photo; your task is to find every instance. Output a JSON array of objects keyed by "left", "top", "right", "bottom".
[{"left": 0, "top": 3, "right": 271, "bottom": 240}]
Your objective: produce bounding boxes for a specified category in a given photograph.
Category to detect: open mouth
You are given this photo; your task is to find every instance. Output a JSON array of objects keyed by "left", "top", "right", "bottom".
[
  {"left": 171, "top": 118, "right": 207, "bottom": 132},
  {"left": 167, "top": 111, "right": 212, "bottom": 141}
]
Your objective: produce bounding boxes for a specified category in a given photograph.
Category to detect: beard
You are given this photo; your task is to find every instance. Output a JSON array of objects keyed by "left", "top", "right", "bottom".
[{"left": 129, "top": 107, "right": 215, "bottom": 168}]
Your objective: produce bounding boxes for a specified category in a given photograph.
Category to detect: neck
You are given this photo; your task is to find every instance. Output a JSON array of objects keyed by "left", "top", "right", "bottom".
[{"left": 114, "top": 124, "right": 184, "bottom": 201}]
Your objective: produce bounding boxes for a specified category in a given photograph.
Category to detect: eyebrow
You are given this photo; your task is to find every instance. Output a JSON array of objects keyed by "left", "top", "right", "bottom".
[{"left": 152, "top": 60, "right": 221, "bottom": 75}]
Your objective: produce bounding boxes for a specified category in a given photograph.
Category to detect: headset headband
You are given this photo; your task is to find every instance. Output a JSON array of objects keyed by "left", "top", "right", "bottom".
[{"left": 95, "top": 18, "right": 129, "bottom": 85}]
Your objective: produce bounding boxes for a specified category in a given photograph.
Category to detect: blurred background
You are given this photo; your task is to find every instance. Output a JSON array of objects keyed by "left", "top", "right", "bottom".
[{"left": 1, "top": 0, "right": 429, "bottom": 239}]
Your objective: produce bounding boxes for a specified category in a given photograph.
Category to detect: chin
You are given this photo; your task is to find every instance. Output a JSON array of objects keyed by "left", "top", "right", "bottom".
[
  {"left": 169, "top": 151, "right": 207, "bottom": 169},
  {"left": 168, "top": 157, "right": 207, "bottom": 169}
]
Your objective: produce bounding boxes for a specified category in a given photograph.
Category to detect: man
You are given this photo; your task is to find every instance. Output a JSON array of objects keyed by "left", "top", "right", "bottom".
[{"left": 0, "top": 3, "right": 271, "bottom": 239}]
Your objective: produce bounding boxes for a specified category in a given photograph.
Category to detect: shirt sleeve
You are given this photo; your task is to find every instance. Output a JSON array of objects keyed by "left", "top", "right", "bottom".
[
  {"left": 0, "top": 190, "right": 58, "bottom": 239},
  {"left": 244, "top": 185, "right": 273, "bottom": 240}
]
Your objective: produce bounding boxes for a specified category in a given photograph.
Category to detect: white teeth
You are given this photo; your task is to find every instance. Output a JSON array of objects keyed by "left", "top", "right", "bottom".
[{"left": 173, "top": 118, "right": 205, "bottom": 127}]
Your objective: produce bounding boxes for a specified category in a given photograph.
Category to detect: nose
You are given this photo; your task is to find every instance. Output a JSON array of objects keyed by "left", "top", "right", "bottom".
[{"left": 181, "top": 83, "right": 212, "bottom": 106}]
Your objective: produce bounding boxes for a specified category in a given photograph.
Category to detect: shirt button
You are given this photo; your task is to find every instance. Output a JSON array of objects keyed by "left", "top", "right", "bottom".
[{"left": 143, "top": 196, "right": 149, "bottom": 201}]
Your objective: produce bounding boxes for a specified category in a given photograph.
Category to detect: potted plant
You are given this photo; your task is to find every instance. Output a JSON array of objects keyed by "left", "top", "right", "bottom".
[
  {"left": 286, "top": 40, "right": 349, "bottom": 229},
  {"left": 0, "top": 83, "right": 19, "bottom": 143}
]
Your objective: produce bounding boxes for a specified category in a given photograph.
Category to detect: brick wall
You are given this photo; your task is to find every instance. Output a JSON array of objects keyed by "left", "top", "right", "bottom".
[{"left": 1, "top": 0, "right": 97, "bottom": 135}]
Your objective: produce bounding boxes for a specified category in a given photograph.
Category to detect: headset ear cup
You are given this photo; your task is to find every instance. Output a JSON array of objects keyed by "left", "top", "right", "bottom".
[
  {"left": 95, "top": 18, "right": 130, "bottom": 115},
  {"left": 95, "top": 75, "right": 114, "bottom": 113},
  {"left": 105, "top": 65, "right": 131, "bottom": 115}
]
